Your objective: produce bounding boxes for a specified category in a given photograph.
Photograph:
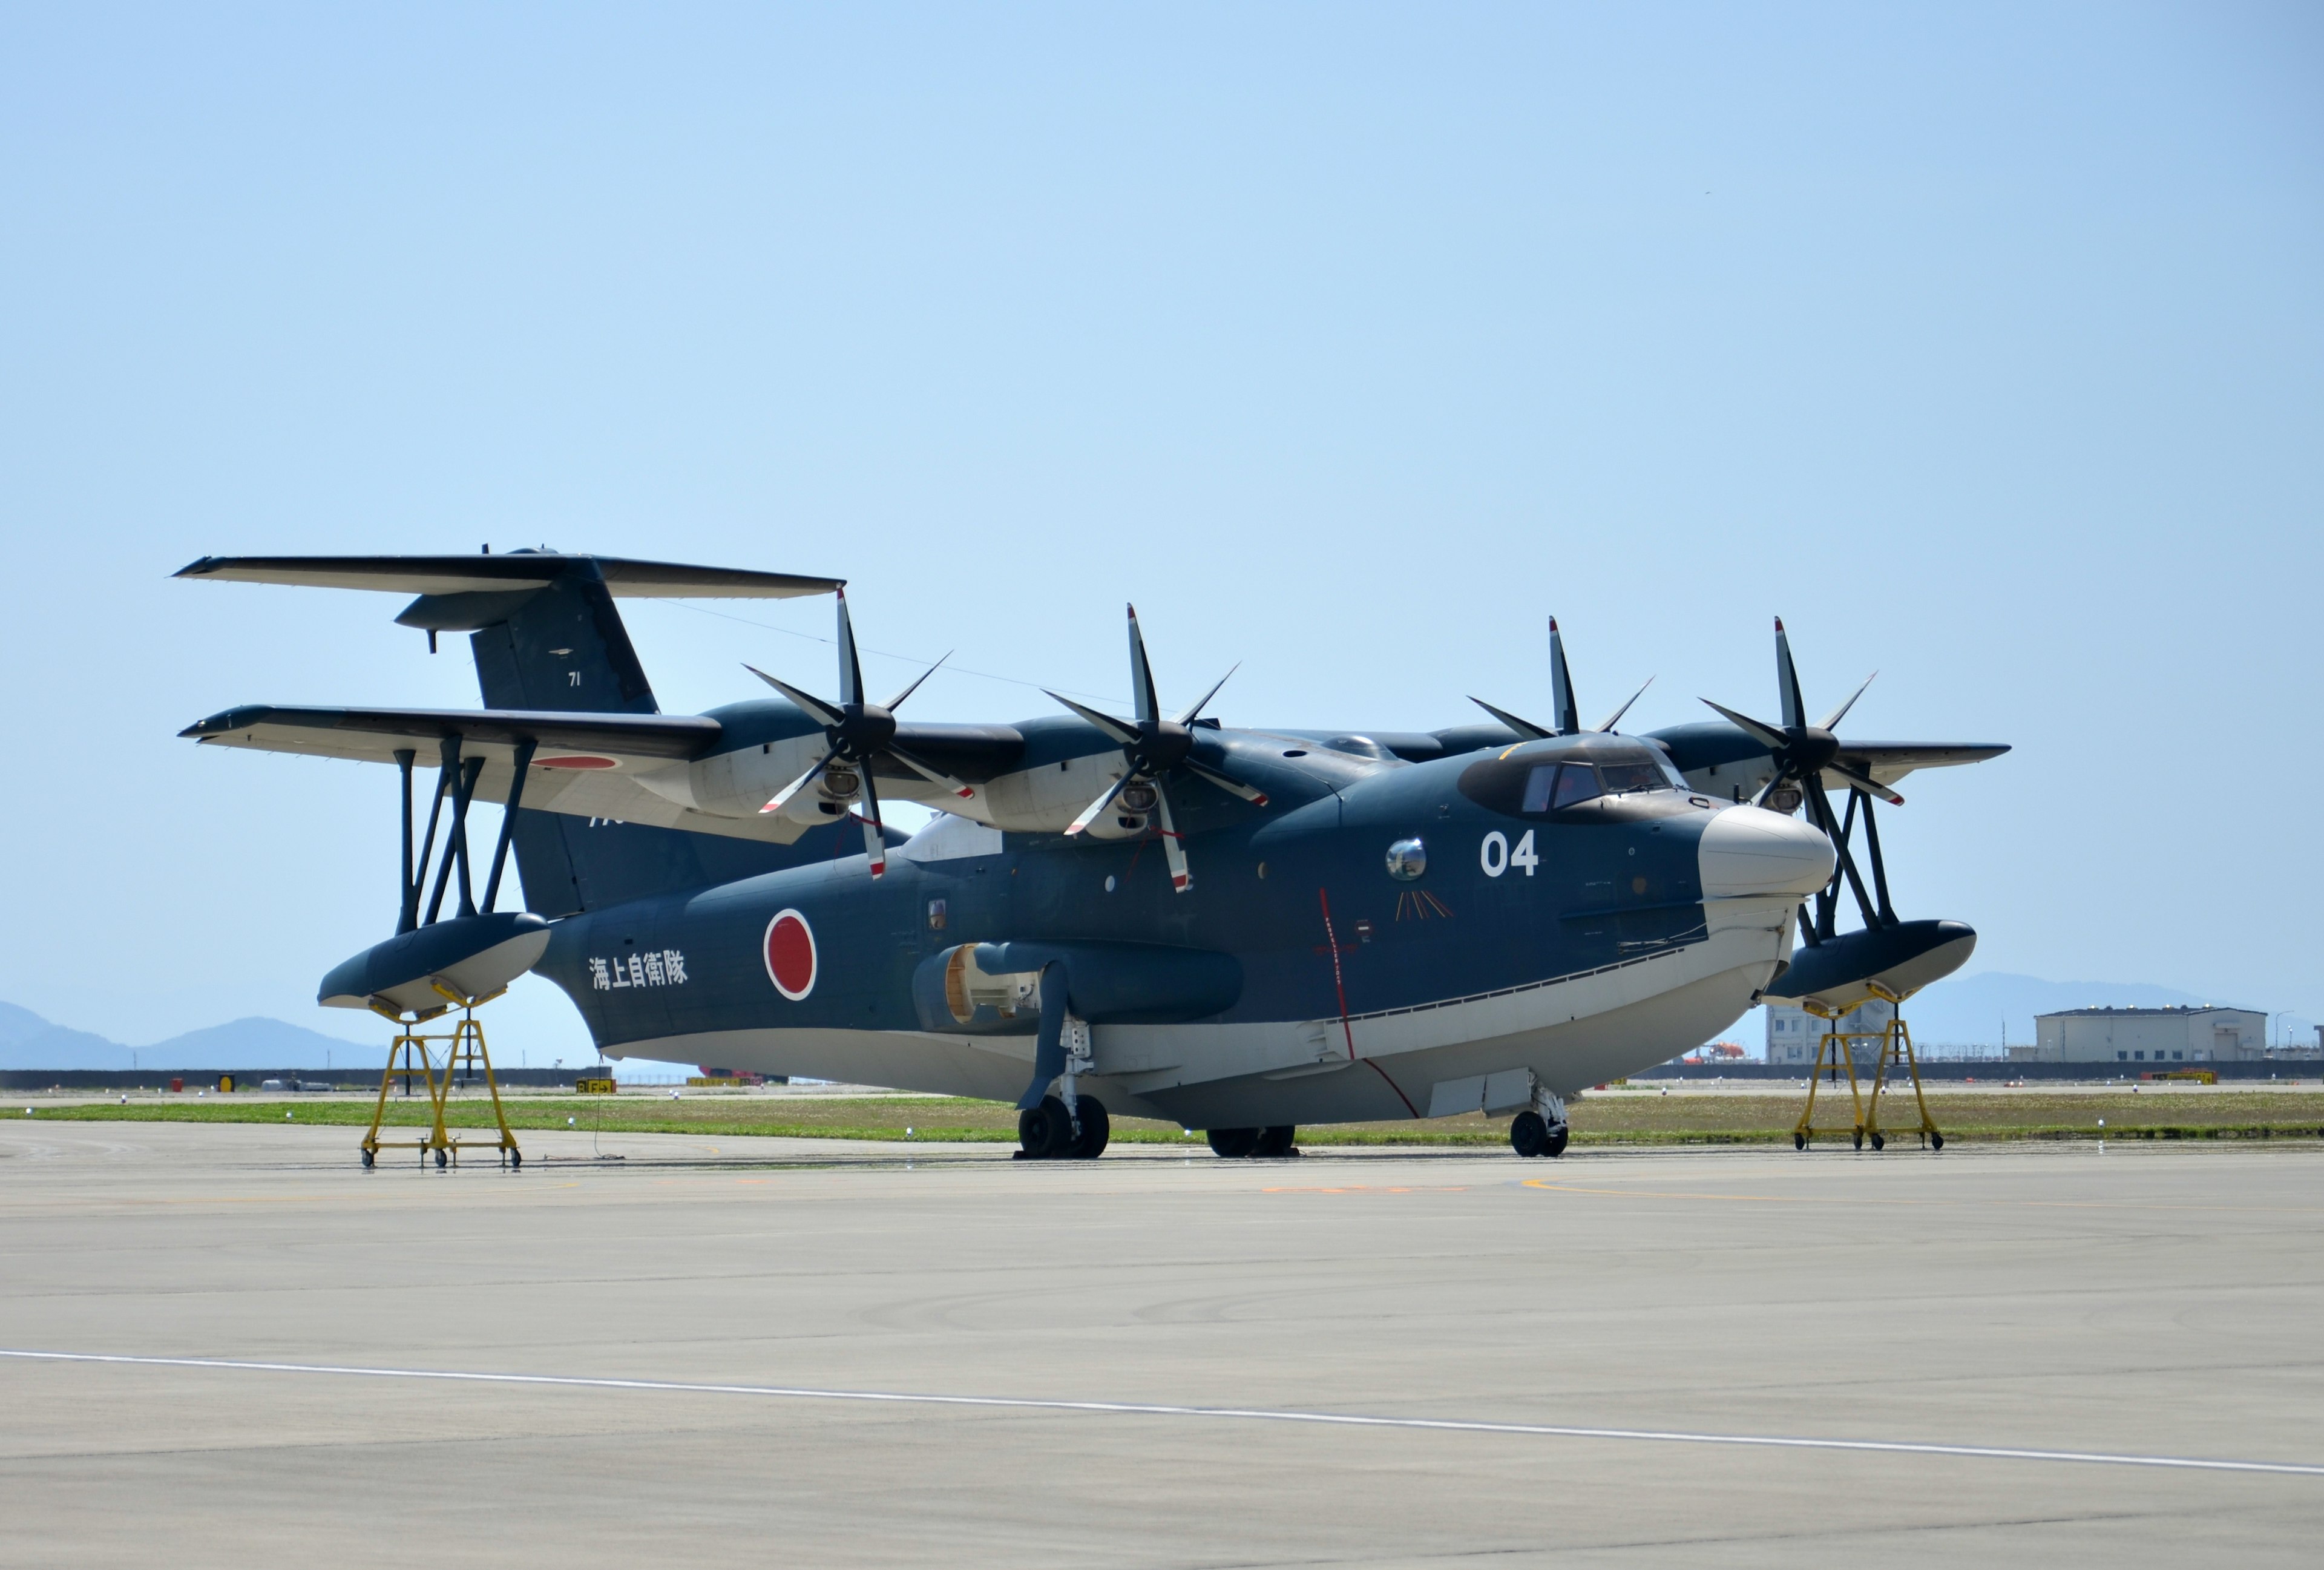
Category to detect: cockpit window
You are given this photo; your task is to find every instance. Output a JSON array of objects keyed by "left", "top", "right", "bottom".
[
  {"left": 1459, "top": 745, "right": 1684, "bottom": 819},
  {"left": 1597, "top": 758, "right": 1666, "bottom": 795},
  {"left": 1551, "top": 763, "right": 1601, "bottom": 809},
  {"left": 1521, "top": 764, "right": 1557, "bottom": 813}
]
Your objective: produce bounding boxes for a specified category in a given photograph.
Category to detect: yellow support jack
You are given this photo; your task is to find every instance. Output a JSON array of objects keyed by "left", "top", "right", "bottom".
[
  {"left": 359, "top": 985, "right": 520, "bottom": 1172},
  {"left": 1792, "top": 986, "right": 1945, "bottom": 1152},
  {"left": 1863, "top": 983, "right": 1944, "bottom": 1152},
  {"left": 1793, "top": 1000, "right": 1868, "bottom": 1151}
]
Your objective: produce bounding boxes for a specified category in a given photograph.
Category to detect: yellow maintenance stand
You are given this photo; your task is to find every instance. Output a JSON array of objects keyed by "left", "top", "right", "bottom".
[
  {"left": 1793, "top": 984, "right": 1944, "bottom": 1152},
  {"left": 360, "top": 985, "right": 520, "bottom": 1171}
]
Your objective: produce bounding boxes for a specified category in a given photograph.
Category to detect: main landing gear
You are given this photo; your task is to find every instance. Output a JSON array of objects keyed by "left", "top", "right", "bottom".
[
  {"left": 1509, "top": 1077, "right": 1571, "bottom": 1158},
  {"left": 1204, "top": 1126, "right": 1298, "bottom": 1158},
  {"left": 1016, "top": 1095, "right": 1109, "bottom": 1160}
]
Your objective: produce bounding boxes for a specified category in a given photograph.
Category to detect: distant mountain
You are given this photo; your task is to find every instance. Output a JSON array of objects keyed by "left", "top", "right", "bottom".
[
  {"left": 0, "top": 1001, "right": 129, "bottom": 1069},
  {"left": 1901, "top": 972, "right": 2263, "bottom": 1049},
  {"left": 0, "top": 1002, "right": 379, "bottom": 1071}
]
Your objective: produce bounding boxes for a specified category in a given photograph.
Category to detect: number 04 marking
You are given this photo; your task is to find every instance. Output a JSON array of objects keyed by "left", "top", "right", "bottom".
[{"left": 1480, "top": 830, "right": 1538, "bottom": 878}]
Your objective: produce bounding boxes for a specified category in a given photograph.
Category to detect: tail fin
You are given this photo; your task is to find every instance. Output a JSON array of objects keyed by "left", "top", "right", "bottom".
[{"left": 177, "top": 551, "right": 845, "bottom": 916}]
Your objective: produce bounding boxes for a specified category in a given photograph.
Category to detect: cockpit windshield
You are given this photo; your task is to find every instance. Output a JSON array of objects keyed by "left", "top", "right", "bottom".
[
  {"left": 1517, "top": 749, "right": 1681, "bottom": 813},
  {"left": 1597, "top": 756, "right": 1670, "bottom": 795},
  {"left": 1461, "top": 743, "right": 1689, "bottom": 820}
]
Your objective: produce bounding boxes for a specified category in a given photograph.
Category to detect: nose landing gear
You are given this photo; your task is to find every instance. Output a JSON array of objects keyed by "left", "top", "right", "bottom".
[{"left": 1509, "top": 1076, "right": 1571, "bottom": 1158}]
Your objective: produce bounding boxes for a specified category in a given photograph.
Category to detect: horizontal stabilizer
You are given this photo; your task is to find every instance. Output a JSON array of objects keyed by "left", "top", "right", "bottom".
[{"left": 174, "top": 552, "right": 841, "bottom": 600}]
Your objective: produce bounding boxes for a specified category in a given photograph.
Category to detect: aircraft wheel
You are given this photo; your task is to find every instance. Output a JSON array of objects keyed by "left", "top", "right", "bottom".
[
  {"left": 1870, "top": 1132, "right": 1885, "bottom": 1152},
  {"left": 1206, "top": 1128, "right": 1261, "bottom": 1159},
  {"left": 1017, "top": 1098, "right": 1074, "bottom": 1160},
  {"left": 1510, "top": 1111, "right": 1550, "bottom": 1158},
  {"left": 1793, "top": 1132, "right": 1806, "bottom": 1151},
  {"left": 509, "top": 1149, "right": 522, "bottom": 1171},
  {"left": 1068, "top": 1099, "right": 1111, "bottom": 1159},
  {"left": 1931, "top": 1131, "right": 1945, "bottom": 1152},
  {"left": 1851, "top": 1131, "right": 1863, "bottom": 1152},
  {"left": 1543, "top": 1122, "right": 1569, "bottom": 1158},
  {"left": 359, "top": 1149, "right": 374, "bottom": 1169},
  {"left": 435, "top": 1148, "right": 448, "bottom": 1169},
  {"left": 1253, "top": 1125, "right": 1298, "bottom": 1158}
]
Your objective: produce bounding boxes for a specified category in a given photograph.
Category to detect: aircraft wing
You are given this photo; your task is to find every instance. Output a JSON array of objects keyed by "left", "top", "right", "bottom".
[
  {"left": 178, "top": 704, "right": 815, "bottom": 844},
  {"left": 182, "top": 704, "right": 721, "bottom": 765},
  {"left": 1831, "top": 741, "right": 2011, "bottom": 788}
]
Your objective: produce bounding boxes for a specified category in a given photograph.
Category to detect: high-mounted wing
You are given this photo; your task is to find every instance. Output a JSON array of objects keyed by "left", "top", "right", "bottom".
[
  {"left": 182, "top": 705, "right": 721, "bottom": 764},
  {"left": 179, "top": 704, "right": 820, "bottom": 844}
]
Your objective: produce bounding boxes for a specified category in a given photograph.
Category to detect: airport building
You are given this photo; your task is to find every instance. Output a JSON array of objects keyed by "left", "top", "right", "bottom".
[
  {"left": 1764, "top": 997, "right": 1895, "bottom": 1065},
  {"left": 2016, "top": 1005, "right": 2265, "bottom": 1065}
]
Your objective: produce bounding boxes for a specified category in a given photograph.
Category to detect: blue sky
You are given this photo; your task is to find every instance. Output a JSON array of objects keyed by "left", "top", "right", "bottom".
[{"left": 2, "top": 4, "right": 2317, "bottom": 1062}]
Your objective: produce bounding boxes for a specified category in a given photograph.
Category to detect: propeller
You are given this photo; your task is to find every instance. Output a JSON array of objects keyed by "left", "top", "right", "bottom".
[
  {"left": 1045, "top": 605, "right": 1270, "bottom": 894},
  {"left": 1699, "top": 617, "right": 1900, "bottom": 811},
  {"left": 1468, "top": 616, "right": 1654, "bottom": 740},
  {"left": 1702, "top": 617, "right": 1906, "bottom": 941},
  {"left": 743, "top": 589, "right": 974, "bottom": 878}
]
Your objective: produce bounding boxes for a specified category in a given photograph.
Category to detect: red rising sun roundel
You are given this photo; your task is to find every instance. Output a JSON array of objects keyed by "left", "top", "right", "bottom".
[{"left": 763, "top": 908, "right": 816, "bottom": 1000}]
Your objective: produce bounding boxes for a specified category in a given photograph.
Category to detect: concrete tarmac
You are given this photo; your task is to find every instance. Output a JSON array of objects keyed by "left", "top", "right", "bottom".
[{"left": 2, "top": 1122, "right": 2320, "bottom": 1567}]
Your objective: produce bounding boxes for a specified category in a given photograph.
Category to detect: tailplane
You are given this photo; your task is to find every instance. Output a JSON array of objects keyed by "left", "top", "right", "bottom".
[{"left": 176, "top": 550, "right": 845, "bottom": 915}]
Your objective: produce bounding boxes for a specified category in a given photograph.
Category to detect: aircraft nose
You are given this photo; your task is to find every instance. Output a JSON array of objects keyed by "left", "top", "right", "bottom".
[{"left": 1698, "top": 804, "right": 1836, "bottom": 901}]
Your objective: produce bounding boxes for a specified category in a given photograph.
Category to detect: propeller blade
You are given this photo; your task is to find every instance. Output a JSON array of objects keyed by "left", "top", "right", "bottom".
[
  {"left": 836, "top": 588, "right": 864, "bottom": 709},
  {"left": 885, "top": 743, "right": 978, "bottom": 801},
  {"left": 1774, "top": 617, "right": 1806, "bottom": 731},
  {"left": 1548, "top": 616, "right": 1580, "bottom": 737},
  {"left": 1468, "top": 695, "right": 1552, "bottom": 741},
  {"left": 743, "top": 665, "right": 845, "bottom": 729},
  {"left": 1183, "top": 758, "right": 1269, "bottom": 807},
  {"left": 1827, "top": 760, "right": 1905, "bottom": 807},
  {"left": 1063, "top": 771, "right": 1136, "bottom": 838},
  {"left": 1699, "top": 697, "right": 1790, "bottom": 753},
  {"left": 1154, "top": 780, "right": 1192, "bottom": 893},
  {"left": 882, "top": 652, "right": 950, "bottom": 713},
  {"left": 858, "top": 766, "right": 885, "bottom": 876},
  {"left": 1044, "top": 690, "right": 1140, "bottom": 747},
  {"left": 1174, "top": 663, "right": 1238, "bottom": 726},
  {"left": 1818, "top": 671, "right": 1877, "bottom": 732},
  {"left": 1126, "top": 604, "right": 1159, "bottom": 727},
  {"left": 760, "top": 751, "right": 835, "bottom": 814},
  {"left": 1593, "top": 675, "right": 1655, "bottom": 734}
]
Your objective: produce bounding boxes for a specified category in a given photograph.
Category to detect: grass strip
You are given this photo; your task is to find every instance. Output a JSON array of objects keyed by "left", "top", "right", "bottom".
[{"left": 16, "top": 1092, "right": 2324, "bottom": 1147}]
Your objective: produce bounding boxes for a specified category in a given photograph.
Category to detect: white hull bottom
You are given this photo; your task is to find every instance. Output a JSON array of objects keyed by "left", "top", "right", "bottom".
[{"left": 605, "top": 898, "right": 1791, "bottom": 1131}]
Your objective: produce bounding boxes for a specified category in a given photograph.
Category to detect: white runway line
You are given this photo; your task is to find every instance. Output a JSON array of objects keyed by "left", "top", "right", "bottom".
[{"left": 5, "top": 1348, "right": 2320, "bottom": 1479}]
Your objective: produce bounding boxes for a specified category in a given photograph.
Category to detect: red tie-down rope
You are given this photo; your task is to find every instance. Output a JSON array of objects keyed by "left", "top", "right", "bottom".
[{"left": 1319, "top": 888, "right": 1421, "bottom": 1116}]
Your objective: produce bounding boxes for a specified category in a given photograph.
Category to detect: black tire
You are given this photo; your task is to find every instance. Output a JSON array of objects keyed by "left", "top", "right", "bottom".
[
  {"left": 1253, "top": 1125, "right": 1298, "bottom": 1158},
  {"left": 435, "top": 1148, "right": 448, "bottom": 1169},
  {"left": 1870, "top": 1132, "right": 1885, "bottom": 1152},
  {"left": 1017, "top": 1097, "right": 1074, "bottom": 1160},
  {"left": 1851, "top": 1130, "right": 1863, "bottom": 1151},
  {"left": 509, "top": 1149, "right": 522, "bottom": 1171},
  {"left": 1068, "top": 1099, "right": 1111, "bottom": 1159},
  {"left": 1543, "top": 1122, "right": 1570, "bottom": 1158},
  {"left": 360, "top": 1149, "right": 374, "bottom": 1169},
  {"left": 1793, "top": 1132, "right": 1806, "bottom": 1151},
  {"left": 1510, "top": 1111, "right": 1550, "bottom": 1158},
  {"left": 1931, "top": 1131, "right": 1945, "bottom": 1152},
  {"left": 1206, "top": 1127, "right": 1261, "bottom": 1158}
]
